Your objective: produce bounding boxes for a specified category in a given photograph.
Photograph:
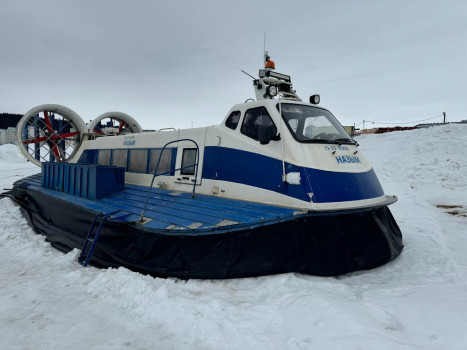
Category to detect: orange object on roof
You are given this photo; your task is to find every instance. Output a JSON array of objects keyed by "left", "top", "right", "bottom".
[{"left": 265, "top": 60, "right": 275, "bottom": 69}]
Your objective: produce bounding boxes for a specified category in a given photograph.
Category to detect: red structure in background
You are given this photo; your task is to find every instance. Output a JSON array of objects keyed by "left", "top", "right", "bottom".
[{"left": 374, "top": 126, "right": 417, "bottom": 134}]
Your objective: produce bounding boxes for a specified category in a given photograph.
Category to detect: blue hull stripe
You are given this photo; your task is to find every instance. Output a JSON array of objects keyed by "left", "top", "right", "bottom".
[
  {"left": 79, "top": 146, "right": 385, "bottom": 204},
  {"left": 202, "top": 146, "right": 384, "bottom": 203}
]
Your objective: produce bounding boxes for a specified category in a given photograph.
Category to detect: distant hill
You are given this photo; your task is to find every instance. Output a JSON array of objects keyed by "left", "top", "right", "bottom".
[{"left": 0, "top": 113, "right": 23, "bottom": 129}]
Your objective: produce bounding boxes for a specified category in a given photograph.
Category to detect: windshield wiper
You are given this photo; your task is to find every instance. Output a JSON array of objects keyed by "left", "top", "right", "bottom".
[
  {"left": 333, "top": 138, "right": 357, "bottom": 145},
  {"left": 301, "top": 138, "right": 358, "bottom": 145},
  {"left": 305, "top": 139, "right": 337, "bottom": 144}
]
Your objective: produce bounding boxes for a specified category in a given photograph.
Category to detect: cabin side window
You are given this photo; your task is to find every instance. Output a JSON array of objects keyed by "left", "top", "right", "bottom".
[
  {"left": 129, "top": 149, "right": 148, "bottom": 173},
  {"left": 225, "top": 111, "right": 241, "bottom": 130},
  {"left": 97, "top": 150, "right": 111, "bottom": 165},
  {"left": 111, "top": 149, "right": 128, "bottom": 169},
  {"left": 149, "top": 149, "right": 172, "bottom": 175},
  {"left": 240, "top": 107, "right": 277, "bottom": 141},
  {"left": 181, "top": 148, "right": 197, "bottom": 175}
]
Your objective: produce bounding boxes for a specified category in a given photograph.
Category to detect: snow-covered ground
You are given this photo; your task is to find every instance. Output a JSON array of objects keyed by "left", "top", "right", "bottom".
[{"left": 1, "top": 125, "right": 466, "bottom": 350}]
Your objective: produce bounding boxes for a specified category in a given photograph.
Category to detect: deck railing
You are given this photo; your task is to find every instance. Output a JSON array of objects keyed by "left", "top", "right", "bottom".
[{"left": 139, "top": 138, "right": 200, "bottom": 222}]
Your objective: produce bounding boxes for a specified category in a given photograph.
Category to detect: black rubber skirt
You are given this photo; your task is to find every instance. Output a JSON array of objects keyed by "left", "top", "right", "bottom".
[{"left": 9, "top": 185, "right": 403, "bottom": 279}]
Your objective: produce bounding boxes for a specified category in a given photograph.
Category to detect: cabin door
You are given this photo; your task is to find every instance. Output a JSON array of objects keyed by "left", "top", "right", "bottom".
[{"left": 175, "top": 143, "right": 203, "bottom": 186}]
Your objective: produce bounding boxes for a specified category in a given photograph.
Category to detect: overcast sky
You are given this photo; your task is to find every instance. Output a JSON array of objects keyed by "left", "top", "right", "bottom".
[{"left": 1, "top": 0, "right": 466, "bottom": 129}]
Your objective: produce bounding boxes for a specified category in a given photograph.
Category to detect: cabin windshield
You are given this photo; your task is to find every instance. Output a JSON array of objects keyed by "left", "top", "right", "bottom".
[{"left": 277, "top": 104, "right": 354, "bottom": 144}]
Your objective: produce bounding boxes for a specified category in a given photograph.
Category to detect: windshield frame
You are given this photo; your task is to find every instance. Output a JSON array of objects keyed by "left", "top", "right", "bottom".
[{"left": 276, "top": 103, "right": 355, "bottom": 145}]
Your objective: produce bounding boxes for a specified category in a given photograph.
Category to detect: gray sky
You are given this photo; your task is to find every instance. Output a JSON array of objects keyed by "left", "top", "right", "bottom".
[{"left": 1, "top": 0, "right": 466, "bottom": 129}]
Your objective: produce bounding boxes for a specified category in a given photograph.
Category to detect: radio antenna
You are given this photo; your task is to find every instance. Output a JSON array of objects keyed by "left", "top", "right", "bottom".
[
  {"left": 263, "top": 33, "right": 267, "bottom": 61},
  {"left": 241, "top": 70, "right": 255, "bottom": 79}
]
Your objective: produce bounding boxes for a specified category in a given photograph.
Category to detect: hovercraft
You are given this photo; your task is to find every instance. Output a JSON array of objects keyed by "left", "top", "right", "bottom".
[{"left": 5, "top": 52, "right": 403, "bottom": 279}]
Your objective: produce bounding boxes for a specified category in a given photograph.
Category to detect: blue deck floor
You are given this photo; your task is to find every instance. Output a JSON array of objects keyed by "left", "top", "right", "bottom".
[{"left": 20, "top": 174, "right": 303, "bottom": 233}]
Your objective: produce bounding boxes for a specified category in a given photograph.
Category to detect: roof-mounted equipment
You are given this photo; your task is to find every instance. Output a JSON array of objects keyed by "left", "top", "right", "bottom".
[{"left": 253, "top": 51, "right": 301, "bottom": 101}]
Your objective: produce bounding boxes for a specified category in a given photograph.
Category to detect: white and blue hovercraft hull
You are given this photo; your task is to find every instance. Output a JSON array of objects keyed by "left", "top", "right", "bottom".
[{"left": 7, "top": 52, "right": 403, "bottom": 278}]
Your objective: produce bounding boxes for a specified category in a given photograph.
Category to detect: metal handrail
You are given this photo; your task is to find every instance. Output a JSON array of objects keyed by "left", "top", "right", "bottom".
[{"left": 139, "top": 138, "right": 200, "bottom": 222}]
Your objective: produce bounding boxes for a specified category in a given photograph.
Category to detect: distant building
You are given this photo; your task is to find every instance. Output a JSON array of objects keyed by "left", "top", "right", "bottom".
[
  {"left": 354, "top": 128, "right": 377, "bottom": 135},
  {"left": 342, "top": 126, "right": 355, "bottom": 136},
  {"left": 0, "top": 113, "right": 22, "bottom": 145},
  {"left": 0, "top": 130, "right": 6, "bottom": 144},
  {"left": 374, "top": 126, "right": 417, "bottom": 134},
  {"left": 0, "top": 127, "right": 16, "bottom": 145}
]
